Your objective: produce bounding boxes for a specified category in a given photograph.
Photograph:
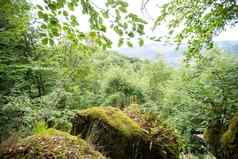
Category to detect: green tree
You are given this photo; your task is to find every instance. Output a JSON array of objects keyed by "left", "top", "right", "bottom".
[
  {"left": 0, "top": 0, "right": 40, "bottom": 140},
  {"left": 160, "top": 48, "right": 238, "bottom": 152},
  {"left": 144, "top": 60, "right": 172, "bottom": 103},
  {"left": 33, "top": 0, "right": 238, "bottom": 59},
  {"left": 152, "top": 0, "right": 238, "bottom": 60},
  {"left": 35, "top": 0, "right": 147, "bottom": 48}
]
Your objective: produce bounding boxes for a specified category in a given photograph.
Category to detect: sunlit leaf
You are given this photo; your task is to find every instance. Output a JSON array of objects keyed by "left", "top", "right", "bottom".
[{"left": 42, "top": 38, "right": 49, "bottom": 45}]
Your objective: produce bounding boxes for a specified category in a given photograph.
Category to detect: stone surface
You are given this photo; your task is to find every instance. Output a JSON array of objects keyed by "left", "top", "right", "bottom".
[
  {"left": 0, "top": 129, "right": 105, "bottom": 159},
  {"left": 71, "top": 106, "right": 181, "bottom": 159},
  {"left": 204, "top": 113, "right": 238, "bottom": 159}
]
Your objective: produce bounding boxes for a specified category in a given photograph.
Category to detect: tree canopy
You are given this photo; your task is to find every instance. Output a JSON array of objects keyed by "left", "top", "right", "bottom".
[
  {"left": 35, "top": 0, "right": 238, "bottom": 59},
  {"left": 35, "top": 0, "right": 147, "bottom": 49},
  {"left": 153, "top": 0, "right": 238, "bottom": 60},
  {"left": 1, "top": 1, "right": 238, "bottom": 159}
]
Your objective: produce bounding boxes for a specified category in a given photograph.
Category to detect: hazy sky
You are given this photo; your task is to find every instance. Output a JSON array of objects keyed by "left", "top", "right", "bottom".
[{"left": 215, "top": 27, "right": 238, "bottom": 41}]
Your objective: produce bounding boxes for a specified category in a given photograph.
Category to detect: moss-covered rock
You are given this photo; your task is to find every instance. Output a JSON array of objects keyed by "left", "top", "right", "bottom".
[
  {"left": 203, "top": 120, "right": 225, "bottom": 159},
  {"left": 221, "top": 113, "right": 238, "bottom": 159},
  {"left": 71, "top": 106, "right": 181, "bottom": 159},
  {"left": 1, "top": 128, "right": 105, "bottom": 159},
  {"left": 221, "top": 113, "right": 238, "bottom": 145},
  {"left": 204, "top": 113, "right": 238, "bottom": 159}
]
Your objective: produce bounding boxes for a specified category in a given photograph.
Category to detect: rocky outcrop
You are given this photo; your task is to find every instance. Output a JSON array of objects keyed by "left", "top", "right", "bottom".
[
  {"left": 1, "top": 128, "right": 105, "bottom": 159},
  {"left": 71, "top": 106, "right": 181, "bottom": 159},
  {"left": 204, "top": 113, "right": 238, "bottom": 159}
]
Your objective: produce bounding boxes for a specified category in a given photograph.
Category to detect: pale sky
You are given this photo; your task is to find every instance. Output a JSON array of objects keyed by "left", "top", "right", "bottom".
[{"left": 215, "top": 27, "right": 238, "bottom": 41}]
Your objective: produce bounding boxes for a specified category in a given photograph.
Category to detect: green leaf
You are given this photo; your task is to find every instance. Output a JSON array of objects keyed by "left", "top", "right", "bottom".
[
  {"left": 139, "top": 38, "right": 144, "bottom": 46},
  {"left": 49, "top": 17, "right": 59, "bottom": 26},
  {"left": 51, "top": 28, "right": 60, "bottom": 36},
  {"left": 106, "top": 0, "right": 114, "bottom": 5},
  {"left": 114, "top": 26, "right": 123, "bottom": 36},
  {"left": 40, "top": 24, "right": 47, "bottom": 29},
  {"left": 118, "top": 1, "right": 128, "bottom": 7},
  {"left": 39, "top": 32, "right": 47, "bottom": 37},
  {"left": 36, "top": 5, "right": 43, "bottom": 10},
  {"left": 48, "top": 2, "right": 57, "bottom": 10},
  {"left": 49, "top": 39, "right": 54, "bottom": 45},
  {"left": 42, "top": 38, "right": 49, "bottom": 45},
  {"left": 102, "top": 10, "right": 109, "bottom": 18},
  {"left": 38, "top": 11, "right": 45, "bottom": 19},
  {"left": 70, "top": 15, "right": 78, "bottom": 26},
  {"left": 68, "top": 3, "right": 75, "bottom": 11},
  {"left": 100, "top": 25, "right": 107, "bottom": 32},
  {"left": 119, "top": 6, "right": 127, "bottom": 13},
  {"left": 128, "top": 32, "right": 134, "bottom": 38},
  {"left": 63, "top": 10, "right": 68, "bottom": 16},
  {"left": 137, "top": 24, "right": 144, "bottom": 35},
  {"left": 118, "top": 38, "right": 124, "bottom": 47},
  {"left": 89, "top": 32, "right": 97, "bottom": 39},
  {"left": 127, "top": 41, "right": 133, "bottom": 47}
]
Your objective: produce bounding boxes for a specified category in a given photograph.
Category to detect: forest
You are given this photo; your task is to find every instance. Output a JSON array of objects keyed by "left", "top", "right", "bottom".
[{"left": 0, "top": 0, "right": 238, "bottom": 159}]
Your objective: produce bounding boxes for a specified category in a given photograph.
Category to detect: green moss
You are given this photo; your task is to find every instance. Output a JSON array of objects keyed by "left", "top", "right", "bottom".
[
  {"left": 204, "top": 114, "right": 238, "bottom": 159},
  {"left": 203, "top": 120, "right": 225, "bottom": 146},
  {"left": 221, "top": 113, "right": 238, "bottom": 145},
  {"left": 72, "top": 106, "right": 182, "bottom": 159},
  {"left": 222, "top": 130, "right": 235, "bottom": 145},
  {"left": 79, "top": 106, "right": 145, "bottom": 136},
  {"left": 2, "top": 129, "right": 105, "bottom": 159}
]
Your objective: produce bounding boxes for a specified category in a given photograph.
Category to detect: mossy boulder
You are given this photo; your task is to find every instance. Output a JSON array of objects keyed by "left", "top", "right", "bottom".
[
  {"left": 204, "top": 113, "right": 238, "bottom": 159},
  {"left": 222, "top": 113, "right": 238, "bottom": 145},
  {"left": 1, "top": 129, "right": 105, "bottom": 159},
  {"left": 221, "top": 113, "right": 238, "bottom": 159},
  {"left": 71, "top": 106, "right": 181, "bottom": 159}
]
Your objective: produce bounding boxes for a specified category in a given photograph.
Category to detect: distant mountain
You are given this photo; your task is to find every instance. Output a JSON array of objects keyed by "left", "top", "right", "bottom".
[{"left": 117, "top": 41, "right": 238, "bottom": 66}]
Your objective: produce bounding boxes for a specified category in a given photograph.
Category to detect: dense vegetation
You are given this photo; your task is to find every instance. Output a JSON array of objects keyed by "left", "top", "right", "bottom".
[{"left": 0, "top": 0, "right": 238, "bottom": 159}]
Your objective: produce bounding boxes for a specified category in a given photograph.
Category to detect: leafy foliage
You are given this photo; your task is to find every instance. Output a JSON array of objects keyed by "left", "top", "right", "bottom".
[
  {"left": 160, "top": 48, "right": 238, "bottom": 152},
  {"left": 152, "top": 0, "right": 238, "bottom": 60},
  {"left": 1, "top": 0, "right": 238, "bottom": 158},
  {"left": 35, "top": 0, "right": 147, "bottom": 48}
]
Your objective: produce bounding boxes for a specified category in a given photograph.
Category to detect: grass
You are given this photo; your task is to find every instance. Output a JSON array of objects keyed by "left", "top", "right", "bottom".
[{"left": 32, "top": 121, "right": 48, "bottom": 134}]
